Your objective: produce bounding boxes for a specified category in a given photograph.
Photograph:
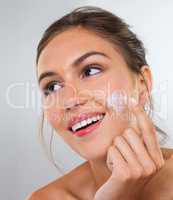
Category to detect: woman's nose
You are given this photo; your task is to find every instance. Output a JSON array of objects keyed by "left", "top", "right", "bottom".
[
  {"left": 64, "top": 97, "right": 84, "bottom": 111},
  {"left": 61, "top": 82, "right": 90, "bottom": 111},
  {"left": 63, "top": 93, "right": 90, "bottom": 111}
]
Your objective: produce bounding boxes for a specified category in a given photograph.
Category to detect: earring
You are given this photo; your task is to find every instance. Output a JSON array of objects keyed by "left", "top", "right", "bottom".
[{"left": 143, "top": 103, "right": 150, "bottom": 113}]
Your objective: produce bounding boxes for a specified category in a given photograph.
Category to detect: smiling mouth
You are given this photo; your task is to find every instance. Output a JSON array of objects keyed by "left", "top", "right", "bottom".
[{"left": 68, "top": 113, "right": 106, "bottom": 134}]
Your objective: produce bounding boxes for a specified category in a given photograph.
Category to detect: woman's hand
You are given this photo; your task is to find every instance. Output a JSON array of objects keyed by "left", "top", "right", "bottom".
[{"left": 93, "top": 101, "right": 165, "bottom": 200}]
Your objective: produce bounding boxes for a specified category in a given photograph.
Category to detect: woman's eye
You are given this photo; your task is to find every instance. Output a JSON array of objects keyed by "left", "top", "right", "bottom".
[
  {"left": 82, "top": 65, "right": 102, "bottom": 77},
  {"left": 43, "top": 81, "right": 62, "bottom": 97}
]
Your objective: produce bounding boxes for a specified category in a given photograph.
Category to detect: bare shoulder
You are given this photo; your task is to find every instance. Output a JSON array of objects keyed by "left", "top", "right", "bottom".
[
  {"left": 26, "top": 161, "right": 92, "bottom": 200},
  {"left": 26, "top": 183, "right": 78, "bottom": 200}
]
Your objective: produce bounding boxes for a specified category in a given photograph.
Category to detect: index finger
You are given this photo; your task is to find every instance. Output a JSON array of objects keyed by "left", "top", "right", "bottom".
[{"left": 129, "top": 99, "right": 164, "bottom": 168}]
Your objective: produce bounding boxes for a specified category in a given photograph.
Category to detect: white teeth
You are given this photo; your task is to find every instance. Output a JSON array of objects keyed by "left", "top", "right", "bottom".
[
  {"left": 87, "top": 118, "right": 92, "bottom": 124},
  {"left": 81, "top": 120, "right": 87, "bottom": 127},
  {"left": 71, "top": 114, "right": 105, "bottom": 132},
  {"left": 92, "top": 116, "right": 97, "bottom": 122},
  {"left": 72, "top": 123, "right": 80, "bottom": 132}
]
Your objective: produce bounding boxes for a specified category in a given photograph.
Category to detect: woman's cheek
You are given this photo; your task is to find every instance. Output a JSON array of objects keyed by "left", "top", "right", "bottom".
[{"left": 44, "top": 106, "right": 62, "bottom": 129}]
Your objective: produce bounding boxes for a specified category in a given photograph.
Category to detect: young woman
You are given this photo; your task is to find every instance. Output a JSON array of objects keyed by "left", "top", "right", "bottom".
[{"left": 28, "top": 6, "right": 173, "bottom": 200}]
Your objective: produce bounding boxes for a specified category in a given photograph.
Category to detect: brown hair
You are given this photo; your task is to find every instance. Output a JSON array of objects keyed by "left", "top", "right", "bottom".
[{"left": 36, "top": 6, "right": 167, "bottom": 173}]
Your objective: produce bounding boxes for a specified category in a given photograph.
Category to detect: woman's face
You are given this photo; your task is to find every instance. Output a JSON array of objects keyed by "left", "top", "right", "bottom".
[{"left": 37, "top": 27, "right": 139, "bottom": 160}]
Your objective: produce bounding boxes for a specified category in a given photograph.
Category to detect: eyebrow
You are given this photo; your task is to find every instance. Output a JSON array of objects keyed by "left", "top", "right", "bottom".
[{"left": 38, "top": 51, "right": 109, "bottom": 84}]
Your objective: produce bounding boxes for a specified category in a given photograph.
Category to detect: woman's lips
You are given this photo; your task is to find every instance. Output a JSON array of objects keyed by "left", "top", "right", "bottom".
[
  {"left": 70, "top": 113, "right": 105, "bottom": 137},
  {"left": 68, "top": 111, "right": 105, "bottom": 130}
]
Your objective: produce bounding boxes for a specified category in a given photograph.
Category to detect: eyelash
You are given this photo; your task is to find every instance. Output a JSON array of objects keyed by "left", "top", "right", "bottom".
[{"left": 42, "top": 64, "right": 102, "bottom": 97}]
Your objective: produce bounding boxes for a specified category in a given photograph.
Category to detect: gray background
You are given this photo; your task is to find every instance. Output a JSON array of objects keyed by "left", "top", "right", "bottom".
[{"left": 1, "top": 1, "right": 173, "bottom": 200}]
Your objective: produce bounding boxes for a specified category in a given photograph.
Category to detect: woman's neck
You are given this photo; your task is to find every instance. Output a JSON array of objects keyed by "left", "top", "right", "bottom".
[{"left": 88, "top": 157, "right": 112, "bottom": 191}]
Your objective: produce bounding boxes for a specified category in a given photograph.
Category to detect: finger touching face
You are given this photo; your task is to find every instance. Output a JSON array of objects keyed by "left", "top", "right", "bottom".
[{"left": 128, "top": 103, "right": 165, "bottom": 169}]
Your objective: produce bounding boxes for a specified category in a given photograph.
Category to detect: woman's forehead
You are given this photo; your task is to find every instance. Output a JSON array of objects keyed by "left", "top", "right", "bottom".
[{"left": 37, "top": 27, "right": 124, "bottom": 75}]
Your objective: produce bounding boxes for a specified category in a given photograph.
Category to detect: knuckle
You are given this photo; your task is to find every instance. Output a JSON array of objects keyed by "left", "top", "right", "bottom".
[
  {"left": 157, "top": 162, "right": 164, "bottom": 171},
  {"left": 132, "top": 167, "right": 143, "bottom": 179},
  {"left": 134, "top": 168, "right": 143, "bottom": 179},
  {"left": 153, "top": 155, "right": 165, "bottom": 170},
  {"left": 121, "top": 170, "right": 131, "bottom": 182},
  {"left": 145, "top": 164, "right": 156, "bottom": 176},
  {"left": 158, "top": 157, "right": 165, "bottom": 169},
  {"left": 123, "top": 128, "right": 133, "bottom": 138}
]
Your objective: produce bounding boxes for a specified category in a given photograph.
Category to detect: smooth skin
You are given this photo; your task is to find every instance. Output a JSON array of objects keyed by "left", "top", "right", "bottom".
[{"left": 28, "top": 26, "right": 173, "bottom": 200}]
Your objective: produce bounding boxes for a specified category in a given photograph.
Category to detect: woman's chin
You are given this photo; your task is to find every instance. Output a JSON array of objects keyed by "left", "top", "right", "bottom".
[{"left": 76, "top": 138, "right": 113, "bottom": 161}]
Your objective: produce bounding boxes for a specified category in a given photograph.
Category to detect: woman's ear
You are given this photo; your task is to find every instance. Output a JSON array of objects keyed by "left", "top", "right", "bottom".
[{"left": 137, "top": 65, "right": 153, "bottom": 106}]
